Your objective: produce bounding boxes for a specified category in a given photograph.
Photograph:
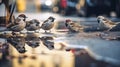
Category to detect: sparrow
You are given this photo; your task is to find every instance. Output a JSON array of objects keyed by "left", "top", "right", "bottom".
[
  {"left": 97, "top": 16, "right": 120, "bottom": 31},
  {"left": 40, "top": 36, "right": 54, "bottom": 50},
  {"left": 65, "top": 19, "right": 85, "bottom": 33},
  {"left": 6, "top": 14, "right": 27, "bottom": 32},
  {"left": 41, "top": 16, "right": 55, "bottom": 33},
  {"left": 25, "top": 19, "right": 41, "bottom": 32}
]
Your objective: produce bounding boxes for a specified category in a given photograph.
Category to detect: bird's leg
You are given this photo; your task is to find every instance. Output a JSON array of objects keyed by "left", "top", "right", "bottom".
[
  {"left": 103, "top": 28, "right": 111, "bottom": 35},
  {"left": 107, "top": 28, "right": 111, "bottom": 32},
  {"left": 99, "top": 29, "right": 110, "bottom": 37}
]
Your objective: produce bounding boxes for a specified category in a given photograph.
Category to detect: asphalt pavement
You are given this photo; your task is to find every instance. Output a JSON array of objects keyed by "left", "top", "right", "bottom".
[
  {"left": 0, "top": 12, "right": 120, "bottom": 67},
  {"left": 15, "top": 12, "right": 120, "bottom": 65}
]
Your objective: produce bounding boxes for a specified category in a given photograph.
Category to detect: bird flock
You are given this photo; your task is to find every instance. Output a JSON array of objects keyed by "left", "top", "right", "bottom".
[
  {"left": 0, "top": 13, "right": 120, "bottom": 53},
  {"left": 2, "top": 14, "right": 55, "bottom": 33},
  {"left": 0, "top": 14, "right": 56, "bottom": 53},
  {"left": 1, "top": 13, "right": 119, "bottom": 33}
]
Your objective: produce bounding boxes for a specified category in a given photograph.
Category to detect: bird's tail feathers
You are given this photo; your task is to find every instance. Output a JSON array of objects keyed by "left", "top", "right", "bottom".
[{"left": 115, "top": 22, "right": 120, "bottom": 25}]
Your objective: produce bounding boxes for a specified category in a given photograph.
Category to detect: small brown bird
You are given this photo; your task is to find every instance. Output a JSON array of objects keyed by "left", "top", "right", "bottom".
[
  {"left": 65, "top": 19, "right": 85, "bottom": 33},
  {"left": 25, "top": 19, "right": 41, "bottom": 32},
  {"left": 41, "top": 16, "right": 55, "bottom": 33},
  {"left": 6, "top": 14, "right": 27, "bottom": 32},
  {"left": 97, "top": 16, "right": 120, "bottom": 31}
]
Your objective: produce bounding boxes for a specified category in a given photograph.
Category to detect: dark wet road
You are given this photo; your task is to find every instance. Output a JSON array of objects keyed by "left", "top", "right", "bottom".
[{"left": 0, "top": 12, "right": 120, "bottom": 67}]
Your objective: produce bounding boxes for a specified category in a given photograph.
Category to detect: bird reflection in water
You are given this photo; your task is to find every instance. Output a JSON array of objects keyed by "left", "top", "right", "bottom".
[
  {"left": 40, "top": 36, "right": 54, "bottom": 50},
  {"left": 25, "top": 32, "right": 40, "bottom": 48},
  {"left": 7, "top": 36, "right": 26, "bottom": 53}
]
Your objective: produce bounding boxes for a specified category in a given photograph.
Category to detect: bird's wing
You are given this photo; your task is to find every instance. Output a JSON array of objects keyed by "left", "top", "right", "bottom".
[
  {"left": 69, "top": 23, "right": 83, "bottom": 32},
  {"left": 115, "top": 22, "right": 120, "bottom": 25},
  {"left": 10, "top": 25, "right": 19, "bottom": 30},
  {"left": 108, "top": 21, "right": 117, "bottom": 25},
  {"left": 41, "top": 20, "right": 48, "bottom": 27},
  {"left": 73, "top": 23, "right": 85, "bottom": 29},
  {"left": 7, "top": 23, "right": 14, "bottom": 28},
  {"left": 71, "top": 22, "right": 80, "bottom": 27}
]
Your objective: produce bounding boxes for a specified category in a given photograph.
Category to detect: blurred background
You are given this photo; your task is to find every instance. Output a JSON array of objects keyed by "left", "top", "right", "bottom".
[
  {"left": 14, "top": 0, "right": 120, "bottom": 17},
  {"left": 1, "top": 0, "right": 120, "bottom": 26},
  {"left": 0, "top": 0, "right": 120, "bottom": 67},
  {"left": 15, "top": 0, "right": 120, "bottom": 17}
]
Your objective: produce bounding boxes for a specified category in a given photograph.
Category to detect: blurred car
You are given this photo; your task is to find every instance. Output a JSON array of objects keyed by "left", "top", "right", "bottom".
[
  {"left": 40, "top": 0, "right": 54, "bottom": 11},
  {"left": 54, "top": 0, "right": 120, "bottom": 17},
  {"left": 52, "top": 0, "right": 67, "bottom": 15},
  {"left": 83, "top": 0, "right": 117, "bottom": 17},
  {"left": 53, "top": 0, "right": 79, "bottom": 15},
  {"left": 77, "top": 0, "right": 120, "bottom": 17},
  {"left": 16, "top": 0, "right": 26, "bottom": 12}
]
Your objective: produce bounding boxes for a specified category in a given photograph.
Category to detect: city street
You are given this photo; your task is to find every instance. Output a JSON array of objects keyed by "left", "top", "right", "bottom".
[
  {"left": 0, "top": 12, "right": 120, "bottom": 67},
  {"left": 1, "top": 0, "right": 120, "bottom": 66}
]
